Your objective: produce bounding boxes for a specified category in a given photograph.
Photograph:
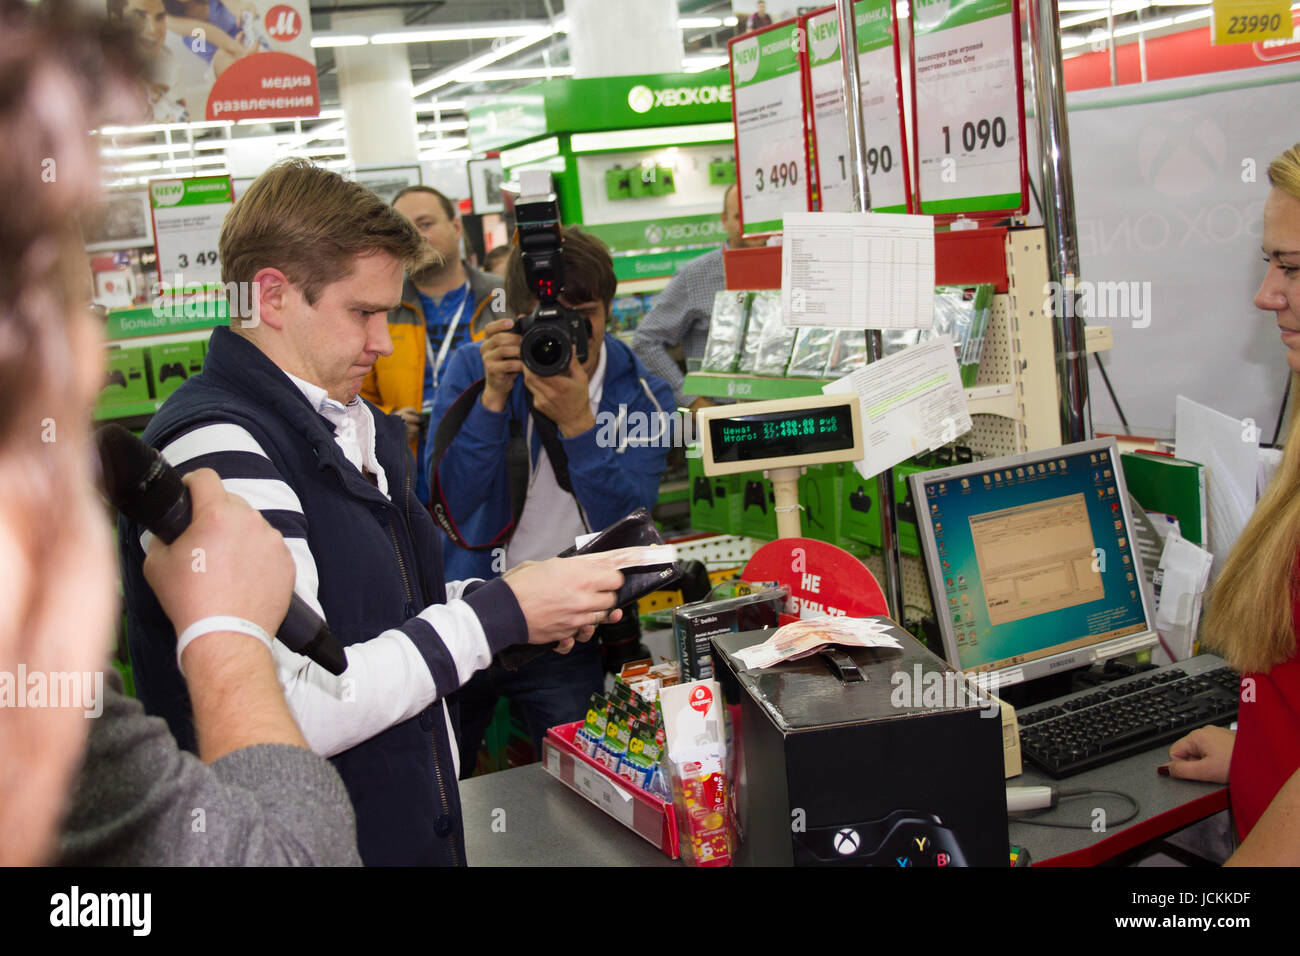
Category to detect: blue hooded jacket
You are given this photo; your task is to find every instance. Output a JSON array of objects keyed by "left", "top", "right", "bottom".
[{"left": 426, "top": 335, "right": 675, "bottom": 582}]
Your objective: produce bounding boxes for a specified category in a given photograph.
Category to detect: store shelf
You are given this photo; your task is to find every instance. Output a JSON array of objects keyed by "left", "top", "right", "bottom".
[
  {"left": 94, "top": 398, "right": 165, "bottom": 422},
  {"left": 963, "top": 383, "right": 1018, "bottom": 419},
  {"left": 656, "top": 479, "right": 689, "bottom": 505},
  {"left": 683, "top": 373, "right": 828, "bottom": 400}
]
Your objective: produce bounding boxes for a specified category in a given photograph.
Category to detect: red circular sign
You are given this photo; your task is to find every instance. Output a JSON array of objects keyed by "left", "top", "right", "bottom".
[
  {"left": 689, "top": 685, "right": 713, "bottom": 714},
  {"left": 264, "top": 5, "right": 301, "bottom": 41}
]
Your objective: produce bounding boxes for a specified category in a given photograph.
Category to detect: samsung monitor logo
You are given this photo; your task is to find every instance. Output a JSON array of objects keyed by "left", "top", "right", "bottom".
[
  {"left": 627, "top": 84, "right": 732, "bottom": 114},
  {"left": 1048, "top": 656, "right": 1079, "bottom": 671}
]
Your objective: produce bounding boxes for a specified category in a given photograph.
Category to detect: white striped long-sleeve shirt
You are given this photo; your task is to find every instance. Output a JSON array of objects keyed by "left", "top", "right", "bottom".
[{"left": 150, "top": 411, "right": 495, "bottom": 773}]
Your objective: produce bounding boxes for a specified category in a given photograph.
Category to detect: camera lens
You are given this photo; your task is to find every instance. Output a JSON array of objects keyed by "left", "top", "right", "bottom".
[{"left": 521, "top": 324, "right": 571, "bottom": 376}]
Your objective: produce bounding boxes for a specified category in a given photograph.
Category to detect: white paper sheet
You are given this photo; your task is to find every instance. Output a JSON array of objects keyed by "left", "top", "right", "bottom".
[
  {"left": 1152, "top": 528, "right": 1213, "bottom": 666},
  {"left": 781, "top": 211, "right": 935, "bottom": 330},
  {"left": 823, "top": 336, "right": 972, "bottom": 480},
  {"left": 1174, "top": 395, "right": 1256, "bottom": 575}
]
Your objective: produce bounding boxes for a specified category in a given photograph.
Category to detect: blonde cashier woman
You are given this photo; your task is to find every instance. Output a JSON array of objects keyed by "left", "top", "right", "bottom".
[{"left": 1163, "top": 143, "right": 1300, "bottom": 866}]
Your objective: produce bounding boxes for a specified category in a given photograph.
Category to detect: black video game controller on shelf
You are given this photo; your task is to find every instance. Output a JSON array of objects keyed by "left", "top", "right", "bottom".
[
  {"left": 742, "top": 480, "right": 771, "bottom": 514},
  {"left": 157, "top": 362, "right": 187, "bottom": 383},
  {"left": 692, "top": 476, "right": 714, "bottom": 507},
  {"left": 849, "top": 485, "right": 872, "bottom": 514},
  {"left": 105, "top": 369, "right": 127, "bottom": 389},
  {"left": 793, "top": 810, "right": 967, "bottom": 867},
  {"left": 897, "top": 485, "right": 917, "bottom": 524}
]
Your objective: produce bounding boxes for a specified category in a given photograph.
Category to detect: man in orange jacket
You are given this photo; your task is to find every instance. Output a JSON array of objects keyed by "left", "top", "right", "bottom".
[{"left": 361, "top": 185, "right": 508, "bottom": 500}]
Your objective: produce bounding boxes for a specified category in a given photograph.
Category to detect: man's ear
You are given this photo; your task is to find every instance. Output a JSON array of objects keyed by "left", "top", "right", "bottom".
[
  {"left": 251, "top": 267, "right": 291, "bottom": 331},
  {"left": 452, "top": 216, "right": 464, "bottom": 242}
]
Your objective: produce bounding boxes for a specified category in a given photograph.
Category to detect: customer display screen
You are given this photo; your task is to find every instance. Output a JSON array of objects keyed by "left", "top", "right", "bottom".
[
  {"left": 917, "top": 445, "right": 1151, "bottom": 675},
  {"left": 709, "top": 405, "right": 856, "bottom": 464}
]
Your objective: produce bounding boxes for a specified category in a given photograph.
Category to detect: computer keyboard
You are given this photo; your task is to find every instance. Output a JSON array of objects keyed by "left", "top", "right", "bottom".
[{"left": 1017, "top": 659, "right": 1241, "bottom": 779}]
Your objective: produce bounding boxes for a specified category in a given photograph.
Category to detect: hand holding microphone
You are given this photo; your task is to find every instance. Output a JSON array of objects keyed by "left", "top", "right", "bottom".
[
  {"left": 97, "top": 424, "right": 348, "bottom": 675},
  {"left": 141, "top": 468, "right": 296, "bottom": 667}
]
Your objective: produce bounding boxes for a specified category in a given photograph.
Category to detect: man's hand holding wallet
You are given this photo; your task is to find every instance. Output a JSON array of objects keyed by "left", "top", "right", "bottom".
[{"left": 498, "top": 509, "right": 682, "bottom": 669}]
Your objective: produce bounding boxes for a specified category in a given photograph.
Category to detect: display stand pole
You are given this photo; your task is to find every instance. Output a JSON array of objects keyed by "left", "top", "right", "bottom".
[
  {"left": 1027, "top": 0, "right": 1090, "bottom": 444},
  {"left": 836, "top": 0, "right": 904, "bottom": 621},
  {"left": 768, "top": 467, "right": 804, "bottom": 540}
]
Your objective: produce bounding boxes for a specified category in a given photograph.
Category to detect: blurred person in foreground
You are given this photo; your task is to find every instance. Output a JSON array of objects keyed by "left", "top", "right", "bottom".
[
  {"left": 0, "top": 0, "right": 358, "bottom": 866},
  {"left": 1162, "top": 143, "right": 1300, "bottom": 866}
]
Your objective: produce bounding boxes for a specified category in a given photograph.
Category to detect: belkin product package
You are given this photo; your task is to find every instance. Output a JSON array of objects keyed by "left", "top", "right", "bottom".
[{"left": 673, "top": 585, "right": 789, "bottom": 681}]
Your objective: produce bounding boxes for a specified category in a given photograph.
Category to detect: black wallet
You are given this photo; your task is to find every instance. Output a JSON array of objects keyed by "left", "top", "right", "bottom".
[
  {"left": 496, "top": 509, "right": 682, "bottom": 670},
  {"left": 555, "top": 508, "right": 682, "bottom": 606}
]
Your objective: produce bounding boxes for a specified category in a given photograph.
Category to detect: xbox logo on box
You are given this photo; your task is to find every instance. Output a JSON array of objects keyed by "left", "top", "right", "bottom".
[
  {"left": 834, "top": 828, "right": 861, "bottom": 855},
  {"left": 644, "top": 224, "right": 664, "bottom": 245},
  {"left": 628, "top": 85, "right": 655, "bottom": 114}
]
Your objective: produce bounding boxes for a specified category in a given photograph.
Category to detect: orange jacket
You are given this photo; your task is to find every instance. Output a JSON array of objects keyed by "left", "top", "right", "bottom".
[{"left": 361, "top": 268, "right": 507, "bottom": 456}]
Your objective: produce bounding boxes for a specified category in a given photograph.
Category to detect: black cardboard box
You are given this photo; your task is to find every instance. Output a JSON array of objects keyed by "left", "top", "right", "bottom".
[{"left": 714, "top": 621, "right": 1009, "bottom": 866}]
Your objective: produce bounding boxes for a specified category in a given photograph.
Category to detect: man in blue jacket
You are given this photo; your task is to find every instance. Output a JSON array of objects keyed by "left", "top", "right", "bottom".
[{"left": 427, "top": 227, "right": 674, "bottom": 777}]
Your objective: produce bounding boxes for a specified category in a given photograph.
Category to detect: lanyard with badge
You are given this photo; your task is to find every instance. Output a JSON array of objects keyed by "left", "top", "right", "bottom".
[{"left": 422, "top": 285, "right": 470, "bottom": 413}]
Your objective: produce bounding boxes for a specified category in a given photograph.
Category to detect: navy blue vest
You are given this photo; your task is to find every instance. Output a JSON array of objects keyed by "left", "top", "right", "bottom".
[{"left": 120, "top": 326, "right": 467, "bottom": 866}]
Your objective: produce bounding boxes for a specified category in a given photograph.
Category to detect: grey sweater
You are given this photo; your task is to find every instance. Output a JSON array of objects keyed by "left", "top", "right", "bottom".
[{"left": 57, "top": 670, "right": 361, "bottom": 866}]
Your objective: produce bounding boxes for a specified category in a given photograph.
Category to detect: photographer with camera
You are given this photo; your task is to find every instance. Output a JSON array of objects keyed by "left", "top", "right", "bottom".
[{"left": 427, "top": 181, "right": 673, "bottom": 778}]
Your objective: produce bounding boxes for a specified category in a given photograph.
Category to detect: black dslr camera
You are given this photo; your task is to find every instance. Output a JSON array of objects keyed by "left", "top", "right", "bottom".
[{"left": 512, "top": 171, "right": 591, "bottom": 377}]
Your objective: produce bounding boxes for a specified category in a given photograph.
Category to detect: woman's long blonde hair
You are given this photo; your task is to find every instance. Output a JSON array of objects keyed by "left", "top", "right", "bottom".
[{"left": 1202, "top": 145, "right": 1300, "bottom": 673}]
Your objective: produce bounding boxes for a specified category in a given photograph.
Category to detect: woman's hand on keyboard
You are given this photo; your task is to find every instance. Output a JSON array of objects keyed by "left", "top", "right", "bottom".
[{"left": 1162, "top": 725, "right": 1235, "bottom": 784}]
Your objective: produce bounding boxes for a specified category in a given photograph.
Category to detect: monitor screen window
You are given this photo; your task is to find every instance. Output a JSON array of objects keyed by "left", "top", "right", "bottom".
[{"left": 914, "top": 440, "right": 1153, "bottom": 678}]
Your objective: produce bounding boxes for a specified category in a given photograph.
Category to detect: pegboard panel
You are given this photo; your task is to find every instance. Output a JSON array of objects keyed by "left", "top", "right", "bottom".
[
  {"left": 973, "top": 293, "right": 1014, "bottom": 389},
  {"left": 967, "top": 414, "right": 1020, "bottom": 460},
  {"left": 1005, "top": 228, "right": 1062, "bottom": 452},
  {"left": 967, "top": 291, "right": 1023, "bottom": 459},
  {"left": 665, "top": 534, "right": 759, "bottom": 570},
  {"left": 862, "top": 552, "right": 933, "bottom": 619}
]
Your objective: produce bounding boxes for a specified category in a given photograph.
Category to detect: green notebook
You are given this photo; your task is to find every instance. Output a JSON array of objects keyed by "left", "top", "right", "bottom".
[{"left": 1120, "top": 451, "right": 1208, "bottom": 548}]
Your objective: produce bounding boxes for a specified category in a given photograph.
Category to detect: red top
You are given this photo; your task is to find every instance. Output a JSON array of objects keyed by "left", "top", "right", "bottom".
[{"left": 1228, "top": 589, "right": 1300, "bottom": 840}]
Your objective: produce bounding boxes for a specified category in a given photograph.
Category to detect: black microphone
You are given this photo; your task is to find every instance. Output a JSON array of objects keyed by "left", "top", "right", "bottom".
[{"left": 96, "top": 423, "right": 349, "bottom": 675}]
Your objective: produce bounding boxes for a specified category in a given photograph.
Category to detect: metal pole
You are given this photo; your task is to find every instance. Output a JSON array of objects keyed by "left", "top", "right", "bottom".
[
  {"left": 836, "top": 0, "right": 904, "bottom": 621},
  {"left": 1106, "top": 0, "right": 1117, "bottom": 87},
  {"left": 1137, "top": 4, "right": 1148, "bottom": 83},
  {"left": 1027, "top": 0, "right": 1090, "bottom": 443}
]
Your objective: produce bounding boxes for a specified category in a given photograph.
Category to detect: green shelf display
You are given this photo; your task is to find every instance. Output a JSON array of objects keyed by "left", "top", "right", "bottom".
[{"left": 682, "top": 373, "right": 831, "bottom": 401}]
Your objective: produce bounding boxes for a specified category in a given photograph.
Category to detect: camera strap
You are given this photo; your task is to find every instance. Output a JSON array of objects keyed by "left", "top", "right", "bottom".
[{"left": 427, "top": 377, "right": 574, "bottom": 552}]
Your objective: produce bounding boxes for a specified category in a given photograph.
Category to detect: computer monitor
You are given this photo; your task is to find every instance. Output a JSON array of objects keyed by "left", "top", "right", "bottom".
[{"left": 910, "top": 437, "right": 1158, "bottom": 690}]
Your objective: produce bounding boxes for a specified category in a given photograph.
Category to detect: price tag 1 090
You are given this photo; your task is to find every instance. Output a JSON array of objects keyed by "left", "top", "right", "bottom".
[
  {"left": 150, "top": 176, "right": 234, "bottom": 288},
  {"left": 912, "top": 0, "right": 1024, "bottom": 216},
  {"left": 806, "top": 1, "right": 910, "bottom": 214},
  {"left": 731, "top": 22, "right": 812, "bottom": 236},
  {"left": 1212, "top": 0, "right": 1293, "bottom": 44}
]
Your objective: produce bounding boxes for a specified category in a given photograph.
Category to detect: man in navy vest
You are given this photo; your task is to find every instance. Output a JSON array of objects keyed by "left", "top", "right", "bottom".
[{"left": 119, "top": 159, "right": 625, "bottom": 866}]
